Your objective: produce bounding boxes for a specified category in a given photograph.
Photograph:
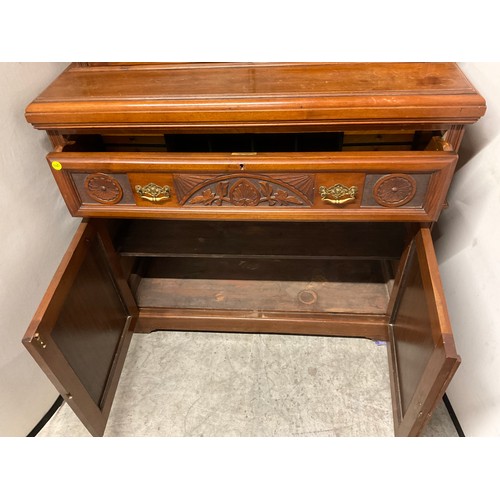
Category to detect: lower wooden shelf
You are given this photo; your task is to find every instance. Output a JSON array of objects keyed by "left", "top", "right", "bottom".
[
  {"left": 138, "top": 257, "right": 392, "bottom": 314},
  {"left": 132, "top": 256, "right": 394, "bottom": 340}
]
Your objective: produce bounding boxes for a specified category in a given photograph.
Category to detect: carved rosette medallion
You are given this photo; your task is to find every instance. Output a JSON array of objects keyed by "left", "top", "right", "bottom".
[
  {"left": 84, "top": 173, "right": 123, "bottom": 204},
  {"left": 173, "top": 173, "right": 314, "bottom": 207},
  {"left": 373, "top": 174, "right": 417, "bottom": 207}
]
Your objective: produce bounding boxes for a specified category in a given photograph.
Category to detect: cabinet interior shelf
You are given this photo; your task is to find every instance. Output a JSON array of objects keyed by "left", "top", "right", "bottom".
[
  {"left": 115, "top": 220, "right": 405, "bottom": 318},
  {"left": 116, "top": 220, "right": 409, "bottom": 260}
]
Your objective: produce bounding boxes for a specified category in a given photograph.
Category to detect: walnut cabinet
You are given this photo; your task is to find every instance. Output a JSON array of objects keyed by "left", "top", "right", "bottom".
[{"left": 23, "top": 63, "right": 486, "bottom": 436}]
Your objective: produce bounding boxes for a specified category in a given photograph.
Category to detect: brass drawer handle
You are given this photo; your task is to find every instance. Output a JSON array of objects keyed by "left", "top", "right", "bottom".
[
  {"left": 135, "top": 183, "right": 171, "bottom": 202},
  {"left": 319, "top": 184, "right": 358, "bottom": 205}
]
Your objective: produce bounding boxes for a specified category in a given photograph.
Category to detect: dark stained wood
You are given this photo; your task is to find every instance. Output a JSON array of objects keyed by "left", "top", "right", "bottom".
[
  {"left": 25, "top": 63, "right": 485, "bottom": 130},
  {"left": 22, "top": 221, "right": 136, "bottom": 436},
  {"left": 49, "top": 237, "right": 126, "bottom": 405},
  {"left": 388, "top": 228, "right": 460, "bottom": 436},
  {"left": 93, "top": 219, "right": 139, "bottom": 318},
  {"left": 144, "top": 255, "right": 394, "bottom": 282},
  {"left": 385, "top": 228, "right": 417, "bottom": 318},
  {"left": 116, "top": 220, "right": 408, "bottom": 260}
]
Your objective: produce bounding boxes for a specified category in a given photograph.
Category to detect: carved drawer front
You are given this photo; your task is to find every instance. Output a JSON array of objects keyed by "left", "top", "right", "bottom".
[
  {"left": 173, "top": 173, "right": 315, "bottom": 207},
  {"left": 48, "top": 150, "right": 457, "bottom": 221}
]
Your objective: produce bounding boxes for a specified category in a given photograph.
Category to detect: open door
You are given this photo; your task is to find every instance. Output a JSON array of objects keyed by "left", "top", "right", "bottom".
[
  {"left": 23, "top": 221, "right": 137, "bottom": 436},
  {"left": 388, "top": 227, "right": 460, "bottom": 437}
]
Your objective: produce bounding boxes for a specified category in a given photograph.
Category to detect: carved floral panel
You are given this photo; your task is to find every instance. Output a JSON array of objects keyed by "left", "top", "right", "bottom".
[{"left": 173, "top": 173, "right": 315, "bottom": 207}]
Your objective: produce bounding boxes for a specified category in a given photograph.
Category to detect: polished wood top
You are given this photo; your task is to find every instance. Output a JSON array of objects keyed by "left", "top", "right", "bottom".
[{"left": 26, "top": 63, "right": 486, "bottom": 130}]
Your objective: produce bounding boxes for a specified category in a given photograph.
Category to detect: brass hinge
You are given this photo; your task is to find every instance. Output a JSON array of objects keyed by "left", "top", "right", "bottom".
[{"left": 33, "top": 332, "right": 47, "bottom": 349}]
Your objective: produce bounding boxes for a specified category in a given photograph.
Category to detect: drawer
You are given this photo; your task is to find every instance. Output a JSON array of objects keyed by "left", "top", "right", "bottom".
[{"left": 47, "top": 151, "right": 457, "bottom": 222}]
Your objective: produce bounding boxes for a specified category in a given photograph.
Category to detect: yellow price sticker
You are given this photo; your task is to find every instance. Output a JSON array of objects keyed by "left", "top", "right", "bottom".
[{"left": 51, "top": 161, "right": 62, "bottom": 170}]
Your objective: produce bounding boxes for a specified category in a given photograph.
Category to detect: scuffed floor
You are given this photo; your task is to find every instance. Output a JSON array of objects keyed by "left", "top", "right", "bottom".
[{"left": 37, "top": 331, "right": 457, "bottom": 437}]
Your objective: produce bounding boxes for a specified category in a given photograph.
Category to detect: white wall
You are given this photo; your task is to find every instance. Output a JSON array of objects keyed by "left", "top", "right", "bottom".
[
  {"left": 0, "top": 63, "right": 80, "bottom": 436},
  {"left": 435, "top": 63, "right": 500, "bottom": 436}
]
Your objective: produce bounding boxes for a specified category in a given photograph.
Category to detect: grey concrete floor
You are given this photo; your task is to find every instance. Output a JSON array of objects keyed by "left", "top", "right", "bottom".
[{"left": 37, "top": 331, "right": 458, "bottom": 437}]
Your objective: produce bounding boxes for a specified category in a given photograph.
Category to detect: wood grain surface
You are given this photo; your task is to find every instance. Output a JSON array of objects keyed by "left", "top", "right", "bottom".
[{"left": 26, "top": 63, "right": 485, "bottom": 129}]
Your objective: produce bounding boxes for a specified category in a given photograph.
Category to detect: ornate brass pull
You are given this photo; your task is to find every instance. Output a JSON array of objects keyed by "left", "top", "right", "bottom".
[
  {"left": 319, "top": 184, "right": 358, "bottom": 206},
  {"left": 135, "top": 183, "right": 171, "bottom": 203}
]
